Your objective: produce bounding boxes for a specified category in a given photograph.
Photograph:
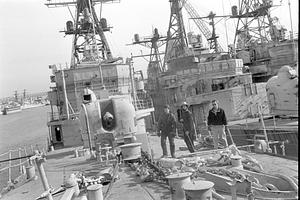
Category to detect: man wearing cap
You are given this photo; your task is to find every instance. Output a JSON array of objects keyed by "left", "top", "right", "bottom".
[
  {"left": 157, "top": 105, "right": 177, "bottom": 158},
  {"left": 180, "top": 102, "right": 196, "bottom": 153},
  {"left": 207, "top": 99, "right": 228, "bottom": 149}
]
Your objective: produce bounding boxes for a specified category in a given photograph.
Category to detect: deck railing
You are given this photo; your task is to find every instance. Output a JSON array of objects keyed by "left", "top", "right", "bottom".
[{"left": 0, "top": 145, "right": 45, "bottom": 193}]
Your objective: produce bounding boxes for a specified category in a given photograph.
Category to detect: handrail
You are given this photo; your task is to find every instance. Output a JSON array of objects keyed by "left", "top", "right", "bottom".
[
  {"left": 0, "top": 160, "right": 29, "bottom": 173},
  {"left": 0, "top": 144, "right": 44, "bottom": 191}
]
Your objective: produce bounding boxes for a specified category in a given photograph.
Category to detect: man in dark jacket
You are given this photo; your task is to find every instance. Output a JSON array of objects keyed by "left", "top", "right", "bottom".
[
  {"left": 157, "top": 105, "right": 177, "bottom": 158},
  {"left": 180, "top": 102, "right": 196, "bottom": 153},
  {"left": 207, "top": 99, "right": 228, "bottom": 149}
]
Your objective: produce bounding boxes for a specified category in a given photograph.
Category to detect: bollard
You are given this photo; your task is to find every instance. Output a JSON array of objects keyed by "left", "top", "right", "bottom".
[
  {"left": 166, "top": 172, "right": 192, "bottom": 200},
  {"left": 50, "top": 145, "right": 54, "bottom": 152},
  {"left": 87, "top": 184, "right": 103, "bottom": 200},
  {"left": 26, "top": 165, "right": 36, "bottom": 179},
  {"left": 119, "top": 143, "right": 142, "bottom": 161},
  {"left": 21, "top": 165, "right": 26, "bottom": 174},
  {"left": 182, "top": 180, "right": 214, "bottom": 200},
  {"left": 230, "top": 155, "right": 243, "bottom": 169},
  {"left": 74, "top": 149, "right": 79, "bottom": 158}
]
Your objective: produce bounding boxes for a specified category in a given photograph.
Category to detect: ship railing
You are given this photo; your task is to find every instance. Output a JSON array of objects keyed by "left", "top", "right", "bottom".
[
  {"left": 0, "top": 145, "right": 45, "bottom": 192},
  {"left": 287, "top": 32, "right": 298, "bottom": 40},
  {"left": 133, "top": 97, "right": 154, "bottom": 111},
  {"left": 47, "top": 112, "right": 79, "bottom": 122}
]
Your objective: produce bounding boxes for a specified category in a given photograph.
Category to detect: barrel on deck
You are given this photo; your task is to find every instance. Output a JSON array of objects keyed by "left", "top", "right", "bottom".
[{"left": 182, "top": 180, "right": 214, "bottom": 200}]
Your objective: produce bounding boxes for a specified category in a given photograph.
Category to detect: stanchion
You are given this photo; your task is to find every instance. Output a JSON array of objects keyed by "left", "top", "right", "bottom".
[{"left": 34, "top": 151, "right": 53, "bottom": 200}]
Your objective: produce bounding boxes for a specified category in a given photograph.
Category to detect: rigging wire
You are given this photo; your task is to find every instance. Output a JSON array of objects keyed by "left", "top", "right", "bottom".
[{"left": 222, "top": 0, "right": 229, "bottom": 50}]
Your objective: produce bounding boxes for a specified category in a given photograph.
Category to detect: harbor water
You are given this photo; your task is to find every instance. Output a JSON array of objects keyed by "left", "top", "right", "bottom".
[{"left": 0, "top": 106, "right": 50, "bottom": 154}]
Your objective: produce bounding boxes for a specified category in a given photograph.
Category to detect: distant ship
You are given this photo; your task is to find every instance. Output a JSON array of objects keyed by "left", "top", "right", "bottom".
[{"left": 1, "top": 104, "right": 22, "bottom": 115}]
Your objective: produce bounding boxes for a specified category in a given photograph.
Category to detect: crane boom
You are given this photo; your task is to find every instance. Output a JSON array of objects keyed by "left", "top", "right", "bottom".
[{"left": 182, "top": 0, "right": 224, "bottom": 52}]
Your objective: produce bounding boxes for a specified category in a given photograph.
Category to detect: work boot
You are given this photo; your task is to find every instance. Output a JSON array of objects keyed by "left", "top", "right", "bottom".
[
  {"left": 160, "top": 155, "right": 167, "bottom": 158},
  {"left": 171, "top": 154, "right": 176, "bottom": 158}
]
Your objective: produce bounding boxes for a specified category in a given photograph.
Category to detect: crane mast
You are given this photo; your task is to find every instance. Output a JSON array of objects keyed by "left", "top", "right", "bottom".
[
  {"left": 231, "top": 0, "right": 286, "bottom": 49},
  {"left": 164, "top": 0, "right": 189, "bottom": 65},
  {"left": 183, "top": 1, "right": 224, "bottom": 52}
]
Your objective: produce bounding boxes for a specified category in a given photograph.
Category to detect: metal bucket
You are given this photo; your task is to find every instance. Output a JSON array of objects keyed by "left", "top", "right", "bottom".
[
  {"left": 119, "top": 143, "right": 142, "bottom": 161},
  {"left": 166, "top": 172, "right": 191, "bottom": 200},
  {"left": 26, "top": 165, "right": 35, "bottom": 179},
  {"left": 182, "top": 180, "right": 214, "bottom": 200}
]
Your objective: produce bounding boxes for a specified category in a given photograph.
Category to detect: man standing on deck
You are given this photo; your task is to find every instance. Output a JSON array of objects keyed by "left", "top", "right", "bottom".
[
  {"left": 180, "top": 102, "right": 196, "bottom": 153},
  {"left": 157, "top": 105, "right": 177, "bottom": 158},
  {"left": 207, "top": 99, "right": 229, "bottom": 149}
]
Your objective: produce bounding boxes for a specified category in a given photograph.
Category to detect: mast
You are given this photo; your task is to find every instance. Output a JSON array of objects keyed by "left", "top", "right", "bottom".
[
  {"left": 129, "top": 28, "right": 167, "bottom": 117},
  {"left": 164, "top": 0, "right": 189, "bottom": 66},
  {"left": 45, "top": 0, "right": 119, "bottom": 68},
  {"left": 230, "top": 0, "right": 286, "bottom": 49},
  {"left": 190, "top": 11, "right": 230, "bottom": 53}
]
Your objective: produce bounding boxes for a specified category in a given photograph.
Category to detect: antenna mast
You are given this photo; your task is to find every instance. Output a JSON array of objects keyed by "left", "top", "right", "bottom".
[{"left": 45, "top": 0, "right": 120, "bottom": 68}]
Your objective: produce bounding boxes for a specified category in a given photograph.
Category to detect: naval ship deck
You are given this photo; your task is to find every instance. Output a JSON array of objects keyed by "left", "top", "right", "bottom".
[{"left": 3, "top": 134, "right": 298, "bottom": 200}]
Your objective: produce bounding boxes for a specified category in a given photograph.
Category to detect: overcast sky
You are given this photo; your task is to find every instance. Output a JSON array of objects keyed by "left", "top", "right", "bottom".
[{"left": 0, "top": 0, "right": 298, "bottom": 98}]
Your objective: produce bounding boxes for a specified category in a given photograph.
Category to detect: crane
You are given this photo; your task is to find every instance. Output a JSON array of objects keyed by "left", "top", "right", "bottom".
[
  {"left": 164, "top": 0, "right": 226, "bottom": 67},
  {"left": 182, "top": 0, "right": 225, "bottom": 52},
  {"left": 230, "top": 0, "right": 286, "bottom": 49}
]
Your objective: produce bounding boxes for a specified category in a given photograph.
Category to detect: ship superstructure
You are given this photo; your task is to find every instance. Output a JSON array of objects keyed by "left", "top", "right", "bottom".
[
  {"left": 230, "top": 0, "right": 298, "bottom": 82},
  {"left": 146, "top": 0, "right": 269, "bottom": 136},
  {"left": 46, "top": 0, "right": 153, "bottom": 148}
]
